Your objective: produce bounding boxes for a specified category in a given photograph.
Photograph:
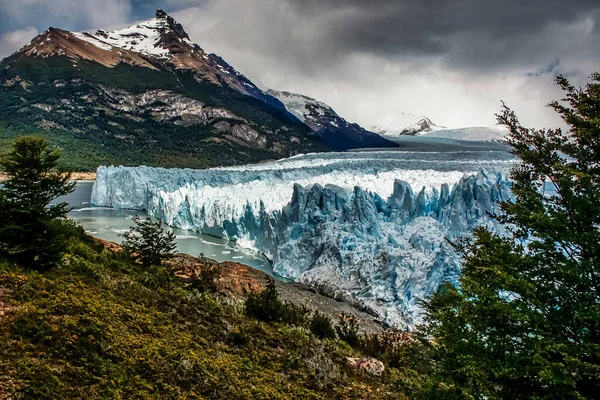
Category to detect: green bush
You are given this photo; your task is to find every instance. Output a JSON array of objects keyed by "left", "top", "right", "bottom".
[
  {"left": 244, "top": 278, "right": 281, "bottom": 323},
  {"left": 120, "top": 216, "right": 177, "bottom": 267},
  {"left": 360, "top": 330, "right": 432, "bottom": 372},
  {"left": 244, "top": 278, "right": 309, "bottom": 326},
  {"left": 227, "top": 325, "right": 252, "bottom": 347},
  {"left": 190, "top": 258, "right": 221, "bottom": 292},
  {"left": 309, "top": 312, "right": 336, "bottom": 340},
  {"left": 335, "top": 312, "right": 360, "bottom": 347}
]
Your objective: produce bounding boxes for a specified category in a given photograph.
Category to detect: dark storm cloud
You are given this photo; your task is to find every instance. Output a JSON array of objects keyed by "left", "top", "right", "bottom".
[
  {"left": 2, "top": 0, "right": 599, "bottom": 71},
  {"left": 278, "top": 0, "right": 600, "bottom": 70}
]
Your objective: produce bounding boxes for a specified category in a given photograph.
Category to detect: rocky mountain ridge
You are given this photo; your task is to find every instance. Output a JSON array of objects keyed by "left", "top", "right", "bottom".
[
  {"left": 0, "top": 10, "right": 396, "bottom": 170},
  {"left": 17, "top": 10, "right": 291, "bottom": 114},
  {"left": 267, "top": 89, "right": 396, "bottom": 150}
]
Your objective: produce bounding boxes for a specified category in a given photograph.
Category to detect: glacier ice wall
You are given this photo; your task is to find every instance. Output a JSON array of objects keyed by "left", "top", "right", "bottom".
[{"left": 92, "top": 151, "right": 514, "bottom": 328}]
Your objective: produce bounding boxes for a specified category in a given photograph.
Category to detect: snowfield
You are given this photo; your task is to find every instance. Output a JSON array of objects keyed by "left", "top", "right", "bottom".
[
  {"left": 422, "top": 126, "right": 509, "bottom": 142},
  {"left": 92, "top": 149, "right": 517, "bottom": 328},
  {"left": 74, "top": 17, "right": 176, "bottom": 57}
]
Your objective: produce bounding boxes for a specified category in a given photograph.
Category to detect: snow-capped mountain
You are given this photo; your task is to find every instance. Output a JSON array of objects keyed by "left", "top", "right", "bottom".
[
  {"left": 92, "top": 150, "right": 517, "bottom": 328},
  {"left": 1, "top": 9, "right": 327, "bottom": 169},
  {"left": 266, "top": 89, "right": 397, "bottom": 150},
  {"left": 372, "top": 111, "right": 508, "bottom": 142},
  {"left": 371, "top": 112, "right": 444, "bottom": 136},
  {"left": 19, "top": 9, "right": 287, "bottom": 111}
]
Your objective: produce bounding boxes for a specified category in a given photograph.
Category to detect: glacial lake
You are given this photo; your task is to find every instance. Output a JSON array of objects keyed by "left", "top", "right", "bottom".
[{"left": 61, "top": 181, "right": 274, "bottom": 275}]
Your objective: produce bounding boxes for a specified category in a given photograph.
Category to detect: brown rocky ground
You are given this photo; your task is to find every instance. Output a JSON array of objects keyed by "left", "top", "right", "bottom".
[{"left": 0, "top": 171, "right": 96, "bottom": 182}]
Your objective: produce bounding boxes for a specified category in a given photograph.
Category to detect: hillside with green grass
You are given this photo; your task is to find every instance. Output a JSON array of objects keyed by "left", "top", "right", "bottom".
[{"left": 0, "top": 228, "right": 429, "bottom": 399}]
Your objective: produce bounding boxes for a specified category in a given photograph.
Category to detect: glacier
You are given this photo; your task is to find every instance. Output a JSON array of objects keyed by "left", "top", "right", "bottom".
[{"left": 92, "top": 150, "right": 515, "bottom": 328}]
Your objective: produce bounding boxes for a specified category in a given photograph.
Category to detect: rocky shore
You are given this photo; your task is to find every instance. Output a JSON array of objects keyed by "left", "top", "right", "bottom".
[{"left": 0, "top": 171, "right": 96, "bottom": 182}]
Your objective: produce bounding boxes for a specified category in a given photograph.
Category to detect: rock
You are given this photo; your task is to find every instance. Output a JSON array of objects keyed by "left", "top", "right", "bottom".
[
  {"left": 156, "top": 9, "right": 168, "bottom": 19},
  {"left": 231, "top": 124, "right": 267, "bottom": 147},
  {"left": 347, "top": 357, "right": 385, "bottom": 376},
  {"left": 213, "top": 121, "right": 231, "bottom": 133}
]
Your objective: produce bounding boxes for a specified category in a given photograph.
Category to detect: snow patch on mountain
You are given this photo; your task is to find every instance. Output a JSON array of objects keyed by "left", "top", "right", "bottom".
[
  {"left": 266, "top": 89, "right": 398, "bottom": 150},
  {"left": 265, "top": 90, "right": 332, "bottom": 124},
  {"left": 92, "top": 150, "right": 516, "bottom": 328},
  {"left": 73, "top": 17, "right": 174, "bottom": 57},
  {"left": 371, "top": 112, "right": 445, "bottom": 136}
]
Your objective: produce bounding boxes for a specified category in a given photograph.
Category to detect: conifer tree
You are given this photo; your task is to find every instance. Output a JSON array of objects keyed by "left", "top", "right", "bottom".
[
  {"left": 120, "top": 216, "right": 177, "bottom": 267},
  {"left": 424, "top": 74, "right": 600, "bottom": 399},
  {"left": 0, "top": 136, "right": 75, "bottom": 270}
]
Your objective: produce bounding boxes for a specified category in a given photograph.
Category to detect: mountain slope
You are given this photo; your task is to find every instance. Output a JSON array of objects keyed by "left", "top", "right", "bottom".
[
  {"left": 0, "top": 10, "right": 326, "bottom": 170},
  {"left": 267, "top": 89, "right": 397, "bottom": 151}
]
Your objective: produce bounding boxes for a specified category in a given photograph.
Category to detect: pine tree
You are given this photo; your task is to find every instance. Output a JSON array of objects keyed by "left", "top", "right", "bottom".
[
  {"left": 120, "top": 216, "right": 177, "bottom": 267},
  {"left": 423, "top": 74, "right": 600, "bottom": 399},
  {"left": 0, "top": 136, "right": 75, "bottom": 270}
]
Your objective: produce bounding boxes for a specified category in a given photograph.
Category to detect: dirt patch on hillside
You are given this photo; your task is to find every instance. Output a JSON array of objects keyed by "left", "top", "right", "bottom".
[{"left": 0, "top": 287, "right": 15, "bottom": 319}]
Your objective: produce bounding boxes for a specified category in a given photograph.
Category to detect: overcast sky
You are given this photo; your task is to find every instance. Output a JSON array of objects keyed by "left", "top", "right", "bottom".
[{"left": 1, "top": 0, "right": 599, "bottom": 129}]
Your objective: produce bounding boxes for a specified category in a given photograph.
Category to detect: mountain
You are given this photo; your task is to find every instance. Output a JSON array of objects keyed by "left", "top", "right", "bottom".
[
  {"left": 371, "top": 112, "right": 444, "bottom": 136},
  {"left": 0, "top": 10, "right": 333, "bottom": 171},
  {"left": 266, "top": 89, "right": 397, "bottom": 151},
  {"left": 371, "top": 112, "right": 508, "bottom": 142}
]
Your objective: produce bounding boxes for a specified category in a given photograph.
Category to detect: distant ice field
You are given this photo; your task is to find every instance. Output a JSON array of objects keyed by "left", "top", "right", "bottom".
[{"left": 381, "top": 134, "right": 511, "bottom": 150}]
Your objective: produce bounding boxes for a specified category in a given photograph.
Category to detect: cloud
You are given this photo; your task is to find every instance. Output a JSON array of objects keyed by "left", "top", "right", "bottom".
[
  {"left": 0, "top": 0, "right": 132, "bottom": 34},
  {"left": 170, "top": 0, "right": 599, "bottom": 128},
  {"left": 0, "top": 27, "right": 38, "bottom": 60}
]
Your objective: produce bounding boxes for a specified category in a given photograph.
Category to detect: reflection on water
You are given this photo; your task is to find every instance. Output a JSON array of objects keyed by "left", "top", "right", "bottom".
[{"left": 62, "top": 182, "right": 275, "bottom": 276}]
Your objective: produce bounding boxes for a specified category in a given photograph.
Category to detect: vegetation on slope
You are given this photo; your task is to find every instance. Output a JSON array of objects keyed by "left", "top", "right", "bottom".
[
  {"left": 0, "top": 230, "right": 424, "bottom": 399},
  {"left": 0, "top": 136, "right": 425, "bottom": 399}
]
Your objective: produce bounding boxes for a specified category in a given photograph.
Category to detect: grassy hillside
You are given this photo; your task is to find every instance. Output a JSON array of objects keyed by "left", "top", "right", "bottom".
[{"left": 0, "top": 229, "right": 425, "bottom": 399}]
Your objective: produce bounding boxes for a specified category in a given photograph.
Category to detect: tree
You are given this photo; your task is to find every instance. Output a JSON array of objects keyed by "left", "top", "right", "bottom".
[
  {"left": 244, "top": 277, "right": 309, "bottom": 325},
  {"left": 120, "top": 216, "right": 177, "bottom": 267},
  {"left": 0, "top": 136, "right": 75, "bottom": 270},
  {"left": 423, "top": 74, "right": 600, "bottom": 399},
  {"left": 244, "top": 278, "right": 282, "bottom": 323}
]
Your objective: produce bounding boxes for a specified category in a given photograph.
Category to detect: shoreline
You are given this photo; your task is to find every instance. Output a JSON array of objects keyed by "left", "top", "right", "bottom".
[
  {"left": 69, "top": 171, "right": 97, "bottom": 180},
  {"left": 0, "top": 171, "right": 96, "bottom": 182}
]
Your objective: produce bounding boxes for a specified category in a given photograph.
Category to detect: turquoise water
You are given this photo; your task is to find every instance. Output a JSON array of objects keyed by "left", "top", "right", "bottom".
[{"left": 61, "top": 181, "right": 274, "bottom": 275}]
